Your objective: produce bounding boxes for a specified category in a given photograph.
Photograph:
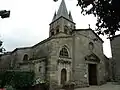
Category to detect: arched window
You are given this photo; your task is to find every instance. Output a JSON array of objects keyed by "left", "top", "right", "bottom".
[
  {"left": 23, "top": 54, "right": 29, "bottom": 61},
  {"left": 56, "top": 25, "right": 59, "bottom": 33},
  {"left": 64, "top": 26, "right": 68, "bottom": 34},
  {"left": 59, "top": 47, "right": 69, "bottom": 58},
  {"left": 39, "top": 66, "right": 42, "bottom": 72},
  {"left": 51, "top": 31, "right": 54, "bottom": 35},
  {"left": 89, "top": 42, "right": 94, "bottom": 50},
  {"left": 56, "top": 29, "right": 59, "bottom": 33}
]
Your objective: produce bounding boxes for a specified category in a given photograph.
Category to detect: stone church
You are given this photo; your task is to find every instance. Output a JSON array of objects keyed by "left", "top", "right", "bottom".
[{"left": 0, "top": 0, "right": 110, "bottom": 89}]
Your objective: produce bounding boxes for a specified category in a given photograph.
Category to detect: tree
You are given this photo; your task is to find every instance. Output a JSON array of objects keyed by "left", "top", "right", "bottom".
[
  {"left": 0, "top": 10, "right": 10, "bottom": 53},
  {"left": 0, "top": 40, "right": 3, "bottom": 52},
  {"left": 0, "top": 40, "right": 5, "bottom": 53},
  {"left": 0, "top": 10, "right": 10, "bottom": 19},
  {"left": 0, "top": 71, "right": 35, "bottom": 89},
  {"left": 53, "top": 0, "right": 120, "bottom": 37}
]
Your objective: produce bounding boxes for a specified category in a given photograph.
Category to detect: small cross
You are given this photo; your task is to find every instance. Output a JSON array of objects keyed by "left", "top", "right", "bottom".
[{"left": 88, "top": 24, "right": 91, "bottom": 29}]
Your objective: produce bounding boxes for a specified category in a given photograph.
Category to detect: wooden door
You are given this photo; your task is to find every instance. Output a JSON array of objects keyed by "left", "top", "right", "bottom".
[
  {"left": 61, "top": 69, "right": 67, "bottom": 85},
  {"left": 88, "top": 64, "right": 97, "bottom": 85}
]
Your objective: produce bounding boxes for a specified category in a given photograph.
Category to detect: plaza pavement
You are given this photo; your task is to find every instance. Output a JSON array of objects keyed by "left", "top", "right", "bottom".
[{"left": 75, "top": 82, "right": 120, "bottom": 90}]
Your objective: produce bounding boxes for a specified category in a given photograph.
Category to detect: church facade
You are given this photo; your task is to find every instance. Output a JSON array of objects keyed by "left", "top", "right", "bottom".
[{"left": 0, "top": 0, "right": 110, "bottom": 89}]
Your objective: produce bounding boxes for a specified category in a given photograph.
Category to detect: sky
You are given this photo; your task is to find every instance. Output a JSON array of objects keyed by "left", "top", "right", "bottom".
[{"left": 0, "top": 0, "right": 112, "bottom": 58}]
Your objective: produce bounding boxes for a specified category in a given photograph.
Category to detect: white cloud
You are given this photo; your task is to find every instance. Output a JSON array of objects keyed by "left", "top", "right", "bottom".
[{"left": 0, "top": 0, "right": 112, "bottom": 57}]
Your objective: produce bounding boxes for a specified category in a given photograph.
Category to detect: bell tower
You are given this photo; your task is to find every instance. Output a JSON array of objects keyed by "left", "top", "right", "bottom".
[{"left": 49, "top": 0, "right": 76, "bottom": 37}]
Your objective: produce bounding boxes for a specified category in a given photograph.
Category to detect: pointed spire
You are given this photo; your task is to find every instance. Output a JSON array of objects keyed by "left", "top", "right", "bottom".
[
  {"left": 52, "top": 0, "right": 73, "bottom": 22},
  {"left": 52, "top": 11, "right": 56, "bottom": 21},
  {"left": 56, "top": 0, "right": 69, "bottom": 19},
  {"left": 51, "top": 0, "right": 74, "bottom": 23},
  {"left": 69, "top": 11, "right": 73, "bottom": 21}
]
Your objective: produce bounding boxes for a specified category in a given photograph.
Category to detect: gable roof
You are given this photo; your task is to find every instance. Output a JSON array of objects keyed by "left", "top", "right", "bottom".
[
  {"left": 73, "top": 29, "right": 104, "bottom": 43},
  {"left": 12, "top": 47, "right": 31, "bottom": 53}
]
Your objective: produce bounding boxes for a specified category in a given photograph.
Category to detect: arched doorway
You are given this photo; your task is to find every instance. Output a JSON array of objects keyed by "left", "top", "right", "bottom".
[{"left": 61, "top": 69, "right": 67, "bottom": 85}]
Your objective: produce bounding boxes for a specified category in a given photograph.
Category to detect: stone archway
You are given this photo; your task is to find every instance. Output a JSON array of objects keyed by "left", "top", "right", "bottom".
[{"left": 61, "top": 68, "right": 67, "bottom": 85}]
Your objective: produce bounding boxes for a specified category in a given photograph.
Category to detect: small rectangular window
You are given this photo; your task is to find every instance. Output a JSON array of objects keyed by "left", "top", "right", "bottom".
[
  {"left": 39, "top": 66, "right": 42, "bottom": 72},
  {"left": 51, "top": 31, "right": 54, "bottom": 35},
  {"left": 57, "top": 29, "right": 59, "bottom": 33},
  {"left": 64, "top": 29, "right": 67, "bottom": 34}
]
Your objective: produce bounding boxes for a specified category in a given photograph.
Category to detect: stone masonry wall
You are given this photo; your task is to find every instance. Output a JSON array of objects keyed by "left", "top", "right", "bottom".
[{"left": 111, "top": 36, "right": 120, "bottom": 82}]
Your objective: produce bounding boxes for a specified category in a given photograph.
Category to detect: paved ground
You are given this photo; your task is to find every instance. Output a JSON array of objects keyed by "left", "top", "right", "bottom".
[{"left": 75, "top": 82, "right": 120, "bottom": 90}]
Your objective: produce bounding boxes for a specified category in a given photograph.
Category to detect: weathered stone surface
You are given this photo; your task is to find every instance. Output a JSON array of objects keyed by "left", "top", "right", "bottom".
[
  {"left": 111, "top": 35, "right": 120, "bottom": 82},
  {"left": 0, "top": 0, "right": 109, "bottom": 90}
]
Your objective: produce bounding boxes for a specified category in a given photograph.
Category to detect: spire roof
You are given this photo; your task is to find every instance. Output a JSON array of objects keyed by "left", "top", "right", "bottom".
[
  {"left": 69, "top": 11, "right": 73, "bottom": 21},
  {"left": 56, "top": 0, "right": 69, "bottom": 19},
  {"left": 52, "top": 0, "right": 73, "bottom": 22},
  {"left": 52, "top": 11, "right": 56, "bottom": 21}
]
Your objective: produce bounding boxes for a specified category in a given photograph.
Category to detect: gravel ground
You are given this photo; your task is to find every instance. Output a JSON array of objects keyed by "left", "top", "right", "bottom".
[{"left": 75, "top": 82, "right": 120, "bottom": 90}]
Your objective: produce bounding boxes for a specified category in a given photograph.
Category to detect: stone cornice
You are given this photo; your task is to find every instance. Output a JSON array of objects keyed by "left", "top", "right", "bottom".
[
  {"left": 85, "top": 53, "right": 100, "bottom": 63},
  {"left": 57, "top": 58, "right": 71, "bottom": 64},
  {"left": 19, "top": 58, "right": 46, "bottom": 65}
]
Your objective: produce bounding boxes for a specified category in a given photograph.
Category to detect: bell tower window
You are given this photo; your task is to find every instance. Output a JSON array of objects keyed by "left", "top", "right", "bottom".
[
  {"left": 56, "top": 25, "right": 59, "bottom": 34},
  {"left": 57, "top": 29, "right": 59, "bottom": 33},
  {"left": 51, "top": 31, "right": 54, "bottom": 35},
  {"left": 64, "top": 29, "right": 67, "bottom": 34},
  {"left": 49, "top": 0, "right": 75, "bottom": 37},
  {"left": 64, "top": 26, "right": 68, "bottom": 34}
]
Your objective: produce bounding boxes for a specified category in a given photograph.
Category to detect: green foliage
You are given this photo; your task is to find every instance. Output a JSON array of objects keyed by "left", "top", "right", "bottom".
[
  {"left": 53, "top": 0, "right": 58, "bottom": 2},
  {"left": 77, "top": 0, "right": 120, "bottom": 37},
  {"left": 0, "top": 71, "right": 6, "bottom": 88},
  {"left": 13, "top": 71, "right": 34, "bottom": 88},
  {"left": 0, "top": 40, "right": 3, "bottom": 53},
  {"left": 54, "top": 0, "right": 120, "bottom": 37},
  {"left": 5, "top": 85, "right": 14, "bottom": 90},
  {"left": 0, "top": 40, "right": 2, "bottom": 47},
  {"left": 0, "top": 40, "right": 5, "bottom": 53},
  {"left": 0, "top": 71, "right": 35, "bottom": 89}
]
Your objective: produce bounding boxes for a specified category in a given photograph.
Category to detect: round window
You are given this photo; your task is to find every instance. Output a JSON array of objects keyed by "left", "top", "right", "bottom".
[{"left": 89, "top": 42, "right": 94, "bottom": 50}]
